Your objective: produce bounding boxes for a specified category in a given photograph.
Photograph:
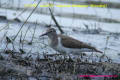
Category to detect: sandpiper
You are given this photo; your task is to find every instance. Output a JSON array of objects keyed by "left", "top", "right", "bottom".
[{"left": 40, "top": 28, "right": 102, "bottom": 54}]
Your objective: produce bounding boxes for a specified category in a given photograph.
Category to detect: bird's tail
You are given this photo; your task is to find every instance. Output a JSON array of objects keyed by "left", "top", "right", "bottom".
[{"left": 94, "top": 49, "right": 103, "bottom": 53}]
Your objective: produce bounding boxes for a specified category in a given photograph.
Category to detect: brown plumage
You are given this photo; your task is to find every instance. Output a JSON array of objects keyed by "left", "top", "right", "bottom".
[
  {"left": 58, "top": 34, "right": 103, "bottom": 53},
  {"left": 40, "top": 28, "right": 103, "bottom": 53}
]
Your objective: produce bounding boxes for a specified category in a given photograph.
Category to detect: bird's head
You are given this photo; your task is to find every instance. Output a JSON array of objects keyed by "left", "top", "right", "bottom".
[{"left": 40, "top": 28, "right": 57, "bottom": 38}]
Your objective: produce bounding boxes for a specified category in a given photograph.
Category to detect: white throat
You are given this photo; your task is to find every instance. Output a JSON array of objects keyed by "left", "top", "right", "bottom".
[{"left": 48, "top": 34, "right": 58, "bottom": 49}]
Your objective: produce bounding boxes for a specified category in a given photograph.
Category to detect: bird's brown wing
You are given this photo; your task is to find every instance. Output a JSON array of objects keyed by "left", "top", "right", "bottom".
[
  {"left": 58, "top": 34, "right": 103, "bottom": 53},
  {"left": 58, "top": 35, "right": 93, "bottom": 49},
  {"left": 58, "top": 35, "right": 98, "bottom": 50},
  {"left": 58, "top": 35, "right": 103, "bottom": 53}
]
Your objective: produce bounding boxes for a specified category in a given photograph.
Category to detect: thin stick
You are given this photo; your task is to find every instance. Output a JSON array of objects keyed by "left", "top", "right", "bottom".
[
  {"left": 22, "top": 25, "right": 31, "bottom": 42},
  {"left": 30, "top": 21, "right": 37, "bottom": 44},
  {"left": 49, "top": 8, "right": 64, "bottom": 34},
  {"left": 13, "top": 0, "right": 41, "bottom": 41}
]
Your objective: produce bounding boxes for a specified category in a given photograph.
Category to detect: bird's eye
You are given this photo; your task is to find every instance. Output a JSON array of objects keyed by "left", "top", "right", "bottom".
[
  {"left": 50, "top": 30, "right": 54, "bottom": 32},
  {"left": 48, "top": 30, "right": 53, "bottom": 33}
]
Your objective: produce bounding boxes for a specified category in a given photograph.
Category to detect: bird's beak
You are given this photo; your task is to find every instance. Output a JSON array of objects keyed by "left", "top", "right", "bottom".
[{"left": 40, "top": 31, "right": 50, "bottom": 37}]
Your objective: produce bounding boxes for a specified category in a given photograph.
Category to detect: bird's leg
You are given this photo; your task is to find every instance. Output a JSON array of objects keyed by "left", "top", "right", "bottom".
[
  {"left": 88, "top": 50, "right": 94, "bottom": 59},
  {"left": 55, "top": 51, "right": 63, "bottom": 56},
  {"left": 80, "top": 53, "right": 83, "bottom": 59},
  {"left": 76, "top": 54, "right": 80, "bottom": 62},
  {"left": 68, "top": 54, "right": 74, "bottom": 62},
  {"left": 63, "top": 53, "right": 69, "bottom": 61},
  {"left": 68, "top": 54, "right": 71, "bottom": 59},
  {"left": 91, "top": 51, "right": 94, "bottom": 62}
]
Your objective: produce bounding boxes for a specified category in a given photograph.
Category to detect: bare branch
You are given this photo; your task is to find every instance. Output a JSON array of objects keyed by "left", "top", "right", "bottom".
[{"left": 49, "top": 8, "right": 64, "bottom": 34}]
